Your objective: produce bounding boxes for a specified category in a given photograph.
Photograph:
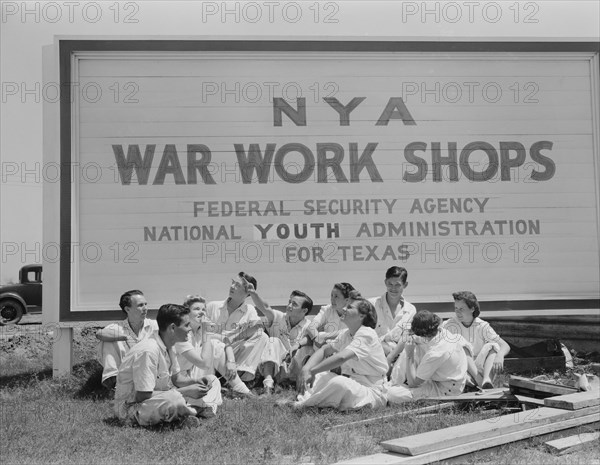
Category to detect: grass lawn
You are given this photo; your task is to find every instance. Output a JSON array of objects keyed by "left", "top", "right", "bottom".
[{"left": 1, "top": 325, "right": 598, "bottom": 465}]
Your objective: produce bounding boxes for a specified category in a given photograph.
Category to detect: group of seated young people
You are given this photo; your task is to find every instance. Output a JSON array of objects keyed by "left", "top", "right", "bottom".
[{"left": 96, "top": 266, "right": 510, "bottom": 428}]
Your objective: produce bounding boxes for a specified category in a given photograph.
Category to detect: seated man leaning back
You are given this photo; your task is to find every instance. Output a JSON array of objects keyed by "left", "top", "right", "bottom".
[
  {"left": 203, "top": 271, "right": 269, "bottom": 384},
  {"left": 96, "top": 290, "right": 158, "bottom": 389}
]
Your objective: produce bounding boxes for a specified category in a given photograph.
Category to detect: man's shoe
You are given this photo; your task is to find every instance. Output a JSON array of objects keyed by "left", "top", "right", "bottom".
[
  {"left": 180, "top": 415, "right": 201, "bottom": 428},
  {"left": 196, "top": 407, "right": 217, "bottom": 419}
]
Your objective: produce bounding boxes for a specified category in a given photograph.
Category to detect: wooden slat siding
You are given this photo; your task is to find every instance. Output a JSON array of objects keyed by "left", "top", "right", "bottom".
[
  {"left": 58, "top": 40, "right": 600, "bottom": 319},
  {"left": 545, "top": 431, "right": 600, "bottom": 455},
  {"left": 504, "top": 356, "right": 566, "bottom": 374},
  {"left": 340, "top": 411, "right": 600, "bottom": 465},
  {"left": 380, "top": 405, "right": 599, "bottom": 456},
  {"left": 485, "top": 321, "right": 600, "bottom": 341},
  {"left": 544, "top": 390, "right": 600, "bottom": 410}
]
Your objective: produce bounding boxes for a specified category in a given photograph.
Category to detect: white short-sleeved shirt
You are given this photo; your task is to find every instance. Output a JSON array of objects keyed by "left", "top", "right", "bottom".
[
  {"left": 330, "top": 326, "right": 388, "bottom": 383},
  {"left": 205, "top": 300, "right": 260, "bottom": 331},
  {"left": 308, "top": 304, "right": 344, "bottom": 343},
  {"left": 369, "top": 294, "right": 417, "bottom": 341},
  {"left": 441, "top": 316, "right": 500, "bottom": 356},
  {"left": 173, "top": 329, "right": 204, "bottom": 376},
  {"left": 265, "top": 310, "right": 311, "bottom": 351},
  {"left": 103, "top": 317, "right": 158, "bottom": 350},
  {"left": 414, "top": 328, "right": 468, "bottom": 383},
  {"left": 114, "top": 332, "right": 180, "bottom": 410}
]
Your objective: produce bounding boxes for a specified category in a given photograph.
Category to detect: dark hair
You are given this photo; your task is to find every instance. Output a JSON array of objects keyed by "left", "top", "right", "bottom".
[
  {"left": 119, "top": 290, "right": 144, "bottom": 313},
  {"left": 157, "top": 304, "right": 190, "bottom": 332},
  {"left": 238, "top": 271, "right": 257, "bottom": 291},
  {"left": 452, "top": 291, "right": 480, "bottom": 318},
  {"left": 332, "top": 282, "right": 355, "bottom": 298},
  {"left": 347, "top": 290, "right": 377, "bottom": 329},
  {"left": 385, "top": 266, "right": 408, "bottom": 284},
  {"left": 411, "top": 310, "right": 442, "bottom": 338},
  {"left": 183, "top": 294, "right": 206, "bottom": 308},
  {"left": 290, "top": 290, "right": 313, "bottom": 313}
]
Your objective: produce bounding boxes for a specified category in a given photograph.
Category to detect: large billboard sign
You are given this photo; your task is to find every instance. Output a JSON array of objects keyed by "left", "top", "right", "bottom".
[{"left": 48, "top": 40, "right": 599, "bottom": 321}]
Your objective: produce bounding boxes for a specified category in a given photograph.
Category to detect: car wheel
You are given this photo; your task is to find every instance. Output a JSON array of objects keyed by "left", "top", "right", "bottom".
[{"left": 0, "top": 299, "right": 24, "bottom": 325}]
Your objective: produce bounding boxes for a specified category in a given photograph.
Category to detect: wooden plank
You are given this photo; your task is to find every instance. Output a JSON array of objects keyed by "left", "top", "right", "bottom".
[
  {"left": 324, "top": 403, "right": 454, "bottom": 431},
  {"left": 545, "top": 431, "right": 600, "bottom": 455},
  {"left": 420, "top": 388, "right": 513, "bottom": 402},
  {"left": 338, "top": 412, "right": 600, "bottom": 465},
  {"left": 544, "top": 390, "right": 600, "bottom": 410},
  {"left": 509, "top": 376, "right": 578, "bottom": 396},
  {"left": 514, "top": 395, "right": 546, "bottom": 407},
  {"left": 381, "top": 406, "right": 599, "bottom": 456}
]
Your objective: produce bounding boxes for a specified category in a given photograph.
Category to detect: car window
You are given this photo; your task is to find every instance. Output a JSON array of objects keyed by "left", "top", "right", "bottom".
[{"left": 26, "top": 271, "right": 41, "bottom": 283}]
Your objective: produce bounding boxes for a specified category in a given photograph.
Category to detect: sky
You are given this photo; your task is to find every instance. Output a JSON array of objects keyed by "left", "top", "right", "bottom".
[{"left": 1, "top": 0, "right": 599, "bottom": 284}]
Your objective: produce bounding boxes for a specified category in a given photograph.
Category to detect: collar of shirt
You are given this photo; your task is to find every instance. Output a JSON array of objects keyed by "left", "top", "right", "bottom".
[
  {"left": 151, "top": 332, "right": 175, "bottom": 369},
  {"left": 382, "top": 292, "right": 405, "bottom": 309},
  {"left": 287, "top": 315, "right": 309, "bottom": 333},
  {"left": 223, "top": 299, "right": 249, "bottom": 314},
  {"left": 122, "top": 317, "right": 153, "bottom": 335}
]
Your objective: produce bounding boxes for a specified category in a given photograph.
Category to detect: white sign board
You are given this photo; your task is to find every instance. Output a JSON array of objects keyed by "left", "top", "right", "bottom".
[{"left": 51, "top": 40, "right": 599, "bottom": 320}]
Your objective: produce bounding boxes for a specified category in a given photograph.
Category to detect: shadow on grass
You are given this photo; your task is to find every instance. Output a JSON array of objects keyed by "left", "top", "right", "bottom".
[
  {"left": 0, "top": 367, "right": 53, "bottom": 389},
  {"left": 0, "top": 358, "right": 111, "bottom": 402},
  {"left": 73, "top": 359, "right": 113, "bottom": 400}
]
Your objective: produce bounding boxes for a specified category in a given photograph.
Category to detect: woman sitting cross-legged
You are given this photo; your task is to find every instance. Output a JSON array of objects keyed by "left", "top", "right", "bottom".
[
  {"left": 387, "top": 310, "right": 469, "bottom": 404},
  {"left": 442, "top": 291, "right": 511, "bottom": 389},
  {"left": 174, "top": 295, "right": 252, "bottom": 400},
  {"left": 293, "top": 291, "right": 388, "bottom": 411}
]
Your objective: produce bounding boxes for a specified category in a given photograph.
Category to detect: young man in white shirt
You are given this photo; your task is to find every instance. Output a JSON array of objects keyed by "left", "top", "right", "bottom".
[
  {"left": 96, "top": 290, "right": 158, "bottom": 389},
  {"left": 114, "top": 303, "right": 222, "bottom": 427},
  {"left": 246, "top": 285, "right": 314, "bottom": 394},
  {"left": 203, "top": 272, "right": 269, "bottom": 384},
  {"left": 369, "top": 266, "right": 417, "bottom": 356}
]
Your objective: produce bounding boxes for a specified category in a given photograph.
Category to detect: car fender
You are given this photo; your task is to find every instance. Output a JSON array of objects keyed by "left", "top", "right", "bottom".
[{"left": 0, "top": 292, "right": 28, "bottom": 313}]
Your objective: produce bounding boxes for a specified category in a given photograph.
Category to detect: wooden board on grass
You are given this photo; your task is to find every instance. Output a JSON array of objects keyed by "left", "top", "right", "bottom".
[
  {"left": 338, "top": 411, "right": 600, "bottom": 464},
  {"left": 509, "top": 376, "right": 578, "bottom": 396},
  {"left": 544, "top": 390, "right": 600, "bottom": 410},
  {"left": 545, "top": 431, "right": 600, "bottom": 455},
  {"left": 420, "top": 388, "right": 513, "bottom": 402},
  {"left": 324, "top": 403, "right": 454, "bottom": 431},
  {"left": 514, "top": 395, "right": 546, "bottom": 407},
  {"left": 380, "top": 405, "right": 599, "bottom": 456}
]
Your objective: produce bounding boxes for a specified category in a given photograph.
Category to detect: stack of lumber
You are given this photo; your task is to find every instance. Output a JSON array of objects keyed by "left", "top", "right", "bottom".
[
  {"left": 509, "top": 375, "right": 578, "bottom": 399},
  {"left": 544, "top": 389, "right": 600, "bottom": 410},
  {"left": 335, "top": 388, "right": 600, "bottom": 465}
]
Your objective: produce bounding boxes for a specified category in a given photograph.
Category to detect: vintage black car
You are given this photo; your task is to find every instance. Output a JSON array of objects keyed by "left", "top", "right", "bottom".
[{"left": 0, "top": 264, "right": 42, "bottom": 325}]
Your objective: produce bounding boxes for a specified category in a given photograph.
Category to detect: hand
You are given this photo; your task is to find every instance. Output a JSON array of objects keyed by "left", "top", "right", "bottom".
[
  {"left": 492, "top": 354, "right": 504, "bottom": 373},
  {"left": 180, "top": 383, "right": 210, "bottom": 399},
  {"left": 240, "top": 276, "right": 255, "bottom": 294},
  {"left": 296, "top": 368, "right": 315, "bottom": 395},
  {"left": 225, "top": 360, "right": 237, "bottom": 380}
]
